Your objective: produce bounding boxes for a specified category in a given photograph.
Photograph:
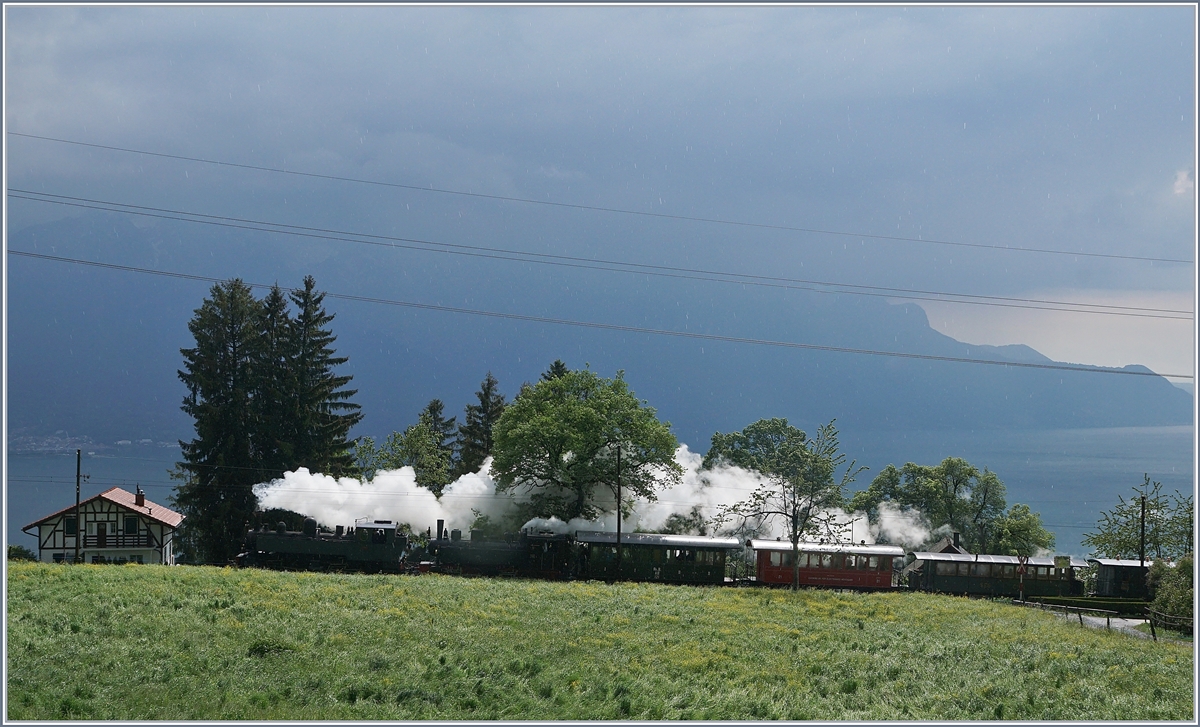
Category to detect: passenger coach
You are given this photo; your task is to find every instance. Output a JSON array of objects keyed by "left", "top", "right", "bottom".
[
  {"left": 574, "top": 531, "right": 742, "bottom": 584},
  {"left": 904, "top": 552, "right": 1087, "bottom": 597},
  {"left": 747, "top": 540, "right": 903, "bottom": 589}
]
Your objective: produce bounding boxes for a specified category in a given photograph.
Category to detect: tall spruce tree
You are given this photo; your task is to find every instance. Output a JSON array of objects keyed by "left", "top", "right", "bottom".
[
  {"left": 541, "top": 359, "right": 570, "bottom": 381},
  {"left": 250, "top": 285, "right": 296, "bottom": 478},
  {"left": 173, "top": 279, "right": 264, "bottom": 564},
  {"left": 453, "top": 372, "right": 506, "bottom": 477},
  {"left": 421, "top": 399, "right": 457, "bottom": 459},
  {"left": 288, "top": 276, "right": 363, "bottom": 476}
]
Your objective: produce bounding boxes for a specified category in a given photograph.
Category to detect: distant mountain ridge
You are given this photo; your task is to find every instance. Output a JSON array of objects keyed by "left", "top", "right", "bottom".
[{"left": 6, "top": 212, "right": 1192, "bottom": 448}]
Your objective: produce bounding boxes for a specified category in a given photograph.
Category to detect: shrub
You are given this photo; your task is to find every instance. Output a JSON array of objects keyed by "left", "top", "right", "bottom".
[
  {"left": 8, "top": 545, "right": 37, "bottom": 561},
  {"left": 1150, "top": 554, "right": 1193, "bottom": 631}
]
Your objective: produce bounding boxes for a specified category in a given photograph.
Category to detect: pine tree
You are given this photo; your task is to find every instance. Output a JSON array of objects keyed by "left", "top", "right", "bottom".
[
  {"left": 288, "top": 276, "right": 363, "bottom": 476},
  {"left": 421, "top": 399, "right": 457, "bottom": 458},
  {"left": 541, "top": 359, "right": 569, "bottom": 381},
  {"left": 453, "top": 372, "right": 506, "bottom": 477},
  {"left": 250, "top": 285, "right": 296, "bottom": 478},
  {"left": 173, "top": 280, "right": 264, "bottom": 564}
]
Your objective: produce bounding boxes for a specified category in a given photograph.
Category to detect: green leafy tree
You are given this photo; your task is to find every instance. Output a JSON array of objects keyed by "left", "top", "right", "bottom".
[
  {"left": 174, "top": 279, "right": 264, "bottom": 565},
  {"left": 352, "top": 413, "right": 452, "bottom": 493},
  {"left": 1148, "top": 554, "right": 1193, "bottom": 629},
  {"left": 991, "top": 504, "right": 1055, "bottom": 556},
  {"left": 491, "top": 369, "right": 682, "bottom": 522},
  {"left": 706, "top": 419, "right": 863, "bottom": 590},
  {"left": 288, "top": 276, "right": 362, "bottom": 476},
  {"left": 453, "top": 372, "right": 507, "bottom": 478},
  {"left": 965, "top": 469, "right": 1008, "bottom": 554},
  {"left": 848, "top": 457, "right": 1051, "bottom": 555},
  {"left": 1083, "top": 475, "right": 1194, "bottom": 560}
]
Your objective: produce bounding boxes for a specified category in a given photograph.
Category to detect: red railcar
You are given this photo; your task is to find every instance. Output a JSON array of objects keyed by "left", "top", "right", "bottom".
[{"left": 748, "top": 540, "right": 904, "bottom": 590}]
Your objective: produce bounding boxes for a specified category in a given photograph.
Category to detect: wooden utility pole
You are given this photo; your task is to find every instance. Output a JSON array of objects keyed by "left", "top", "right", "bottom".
[
  {"left": 1140, "top": 495, "right": 1146, "bottom": 567},
  {"left": 615, "top": 443, "right": 622, "bottom": 582},
  {"left": 74, "top": 449, "right": 82, "bottom": 564}
]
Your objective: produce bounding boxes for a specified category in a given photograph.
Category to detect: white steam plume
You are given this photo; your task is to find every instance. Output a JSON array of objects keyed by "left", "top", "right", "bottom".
[
  {"left": 255, "top": 445, "right": 878, "bottom": 546},
  {"left": 870, "top": 501, "right": 933, "bottom": 551},
  {"left": 253, "top": 457, "right": 514, "bottom": 534}
]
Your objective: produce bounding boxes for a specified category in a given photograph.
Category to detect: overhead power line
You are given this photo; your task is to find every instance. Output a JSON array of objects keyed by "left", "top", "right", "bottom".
[
  {"left": 9, "top": 190, "right": 1193, "bottom": 321},
  {"left": 9, "top": 130, "right": 1193, "bottom": 265},
  {"left": 8, "top": 249, "right": 1193, "bottom": 381}
]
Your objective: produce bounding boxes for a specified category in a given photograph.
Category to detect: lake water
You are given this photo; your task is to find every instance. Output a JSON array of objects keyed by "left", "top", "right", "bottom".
[{"left": 7, "top": 427, "right": 1193, "bottom": 557}]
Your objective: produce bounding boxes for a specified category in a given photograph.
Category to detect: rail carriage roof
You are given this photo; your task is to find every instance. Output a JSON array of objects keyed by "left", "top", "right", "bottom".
[
  {"left": 748, "top": 540, "right": 905, "bottom": 557},
  {"left": 1087, "top": 558, "right": 1159, "bottom": 568},
  {"left": 574, "top": 531, "right": 741, "bottom": 549},
  {"left": 908, "top": 552, "right": 1088, "bottom": 568}
]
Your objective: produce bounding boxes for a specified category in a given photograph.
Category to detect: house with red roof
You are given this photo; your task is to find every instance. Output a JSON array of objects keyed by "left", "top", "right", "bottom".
[{"left": 21, "top": 486, "right": 184, "bottom": 565}]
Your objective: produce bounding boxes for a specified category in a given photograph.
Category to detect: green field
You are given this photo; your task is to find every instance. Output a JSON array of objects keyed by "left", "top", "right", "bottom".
[{"left": 6, "top": 562, "right": 1194, "bottom": 720}]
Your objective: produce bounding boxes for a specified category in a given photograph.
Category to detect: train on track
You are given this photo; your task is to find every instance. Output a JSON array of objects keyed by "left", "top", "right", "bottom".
[{"left": 236, "top": 517, "right": 1144, "bottom": 603}]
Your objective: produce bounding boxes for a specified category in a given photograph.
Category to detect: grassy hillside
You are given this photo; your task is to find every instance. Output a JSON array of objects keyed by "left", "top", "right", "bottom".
[{"left": 6, "top": 562, "right": 1193, "bottom": 720}]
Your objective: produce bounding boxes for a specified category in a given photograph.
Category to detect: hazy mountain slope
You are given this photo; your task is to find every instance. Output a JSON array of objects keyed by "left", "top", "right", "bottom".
[{"left": 6, "top": 212, "right": 1191, "bottom": 448}]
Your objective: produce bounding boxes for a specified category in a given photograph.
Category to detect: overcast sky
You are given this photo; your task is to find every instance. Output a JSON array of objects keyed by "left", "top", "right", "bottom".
[{"left": 5, "top": 4, "right": 1196, "bottom": 378}]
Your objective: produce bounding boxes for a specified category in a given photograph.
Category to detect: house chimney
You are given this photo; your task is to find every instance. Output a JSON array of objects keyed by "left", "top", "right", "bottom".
[{"left": 135, "top": 487, "right": 145, "bottom": 508}]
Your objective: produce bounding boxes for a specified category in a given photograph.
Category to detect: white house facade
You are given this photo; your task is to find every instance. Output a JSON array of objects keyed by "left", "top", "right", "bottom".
[{"left": 22, "top": 486, "right": 184, "bottom": 565}]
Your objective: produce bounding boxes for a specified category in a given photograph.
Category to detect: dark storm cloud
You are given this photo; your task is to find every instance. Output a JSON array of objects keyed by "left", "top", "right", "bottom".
[{"left": 6, "top": 5, "right": 1194, "bottom": 300}]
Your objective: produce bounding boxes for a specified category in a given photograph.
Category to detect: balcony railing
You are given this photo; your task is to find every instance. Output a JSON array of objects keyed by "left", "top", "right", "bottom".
[{"left": 82, "top": 535, "right": 152, "bottom": 548}]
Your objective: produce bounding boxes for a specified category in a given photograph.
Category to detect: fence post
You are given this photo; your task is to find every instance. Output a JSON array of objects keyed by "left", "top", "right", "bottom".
[
  {"left": 1078, "top": 611, "right": 1083, "bottom": 626},
  {"left": 1148, "top": 612, "right": 1157, "bottom": 642}
]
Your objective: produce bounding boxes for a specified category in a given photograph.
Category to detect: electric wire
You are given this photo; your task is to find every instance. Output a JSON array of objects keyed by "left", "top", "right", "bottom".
[
  {"left": 6, "top": 249, "right": 1194, "bottom": 380},
  {"left": 9, "top": 190, "right": 1193, "bottom": 321},
  {"left": 9, "top": 131, "right": 1193, "bottom": 265}
]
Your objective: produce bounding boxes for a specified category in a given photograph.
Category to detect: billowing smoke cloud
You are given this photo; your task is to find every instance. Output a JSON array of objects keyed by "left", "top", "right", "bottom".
[
  {"left": 253, "top": 457, "right": 514, "bottom": 534},
  {"left": 870, "top": 501, "right": 933, "bottom": 550},
  {"left": 255, "top": 445, "right": 875, "bottom": 545}
]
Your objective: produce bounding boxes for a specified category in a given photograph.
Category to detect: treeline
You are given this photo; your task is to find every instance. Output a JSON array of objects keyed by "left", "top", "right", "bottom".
[
  {"left": 175, "top": 277, "right": 1186, "bottom": 576},
  {"left": 351, "top": 371, "right": 509, "bottom": 494},
  {"left": 172, "top": 277, "right": 362, "bottom": 564}
]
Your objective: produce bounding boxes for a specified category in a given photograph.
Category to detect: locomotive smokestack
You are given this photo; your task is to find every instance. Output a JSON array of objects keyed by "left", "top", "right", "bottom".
[{"left": 436, "top": 519, "right": 445, "bottom": 541}]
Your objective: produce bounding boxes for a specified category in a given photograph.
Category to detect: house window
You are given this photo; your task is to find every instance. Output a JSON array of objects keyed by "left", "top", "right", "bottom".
[
  {"left": 124, "top": 516, "right": 139, "bottom": 535},
  {"left": 64, "top": 516, "right": 78, "bottom": 535}
]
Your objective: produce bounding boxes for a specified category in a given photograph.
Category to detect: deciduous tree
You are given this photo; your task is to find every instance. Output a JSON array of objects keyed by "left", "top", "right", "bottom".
[
  {"left": 1083, "top": 475, "right": 1194, "bottom": 561},
  {"left": 491, "top": 369, "right": 682, "bottom": 522},
  {"left": 706, "top": 418, "right": 863, "bottom": 590}
]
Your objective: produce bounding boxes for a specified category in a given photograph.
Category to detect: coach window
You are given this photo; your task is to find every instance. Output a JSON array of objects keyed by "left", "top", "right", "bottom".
[
  {"left": 935, "top": 561, "right": 953, "bottom": 576},
  {"left": 770, "top": 551, "right": 781, "bottom": 567},
  {"left": 867, "top": 556, "right": 879, "bottom": 570},
  {"left": 957, "top": 563, "right": 970, "bottom": 577},
  {"left": 1003, "top": 565, "right": 1015, "bottom": 578},
  {"left": 972, "top": 563, "right": 990, "bottom": 577}
]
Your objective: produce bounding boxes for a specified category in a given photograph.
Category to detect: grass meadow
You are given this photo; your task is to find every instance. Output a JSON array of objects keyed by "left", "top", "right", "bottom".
[{"left": 6, "top": 562, "right": 1194, "bottom": 720}]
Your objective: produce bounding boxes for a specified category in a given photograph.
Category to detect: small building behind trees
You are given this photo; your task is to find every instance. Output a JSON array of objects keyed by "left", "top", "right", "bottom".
[
  {"left": 1087, "top": 558, "right": 1152, "bottom": 599},
  {"left": 21, "top": 487, "right": 183, "bottom": 565}
]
